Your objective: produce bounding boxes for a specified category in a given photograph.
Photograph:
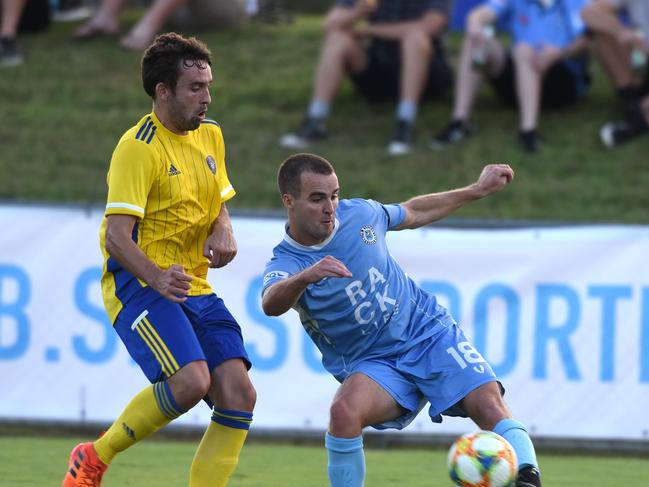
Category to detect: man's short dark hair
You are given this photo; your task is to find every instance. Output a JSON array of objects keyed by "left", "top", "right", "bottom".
[
  {"left": 278, "top": 153, "right": 335, "bottom": 197},
  {"left": 141, "top": 32, "right": 212, "bottom": 99}
]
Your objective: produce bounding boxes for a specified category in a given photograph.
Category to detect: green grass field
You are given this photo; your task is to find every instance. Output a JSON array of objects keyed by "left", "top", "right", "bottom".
[
  {"left": 1, "top": 12, "right": 649, "bottom": 222},
  {"left": 1, "top": 435, "right": 647, "bottom": 486}
]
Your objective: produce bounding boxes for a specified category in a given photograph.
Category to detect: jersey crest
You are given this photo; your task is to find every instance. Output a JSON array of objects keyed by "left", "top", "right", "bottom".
[
  {"left": 360, "top": 225, "right": 377, "bottom": 245},
  {"left": 206, "top": 155, "right": 217, "bottom": 174}
]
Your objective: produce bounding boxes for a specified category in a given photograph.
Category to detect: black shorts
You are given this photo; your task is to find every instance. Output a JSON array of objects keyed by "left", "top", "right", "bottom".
[
  {"left": 489, "top": 54, "right": 590, "bottom": 109},
  {"left": 349, "top": 38, "right": 453, "bottom": 103},
  {"left": 641, "top": 62, "right": 649, "bottom": 96}
]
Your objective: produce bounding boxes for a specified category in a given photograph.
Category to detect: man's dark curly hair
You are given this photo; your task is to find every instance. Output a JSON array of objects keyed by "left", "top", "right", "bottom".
[{"left": 141, "top": 32, "right": 212, "bottom": 99}]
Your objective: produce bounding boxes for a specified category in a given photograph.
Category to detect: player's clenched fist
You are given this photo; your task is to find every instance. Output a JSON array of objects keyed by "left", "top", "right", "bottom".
[{"left": 474, "top": 164, "right": 515, "bottom": 197}]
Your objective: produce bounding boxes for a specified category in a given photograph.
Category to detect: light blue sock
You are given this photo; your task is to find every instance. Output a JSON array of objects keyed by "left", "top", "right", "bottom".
[
  {"left": 493, "top": 418, "right": 538, "bottom": 471},
  {"left": 308, "top": 99, "right": 330, "bottom": 119},
  {"left": 396, "top": 99, "right": 417, "bottom": 122},
  {"left": 325, "top": 433, "right": 365, "bottom": 487}
]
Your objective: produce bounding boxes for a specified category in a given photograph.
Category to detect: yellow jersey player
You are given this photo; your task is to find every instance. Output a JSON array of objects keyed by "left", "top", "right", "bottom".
[{"left": 62, "top": 32, "right": 256, "bottom": 487}]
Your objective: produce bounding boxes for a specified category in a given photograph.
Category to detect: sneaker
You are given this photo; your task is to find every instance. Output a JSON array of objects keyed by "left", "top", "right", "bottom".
[
  {"left": 519, "top": 129, "right": 540, "bottom": 153},
  {"left": 387, "top": 119, "right": 413, "bottom": 156},
  {"left": 62, "top": 442, "right": 108, "bottom": 486},
  {"left": 600, "top": 118, "right": 648, "bottom": 148},
  {"left": 279, "top": 117, "right": 327, "bottom": 149},
  {"left": 0, "top": 37, "right": 24, "bottom": 67},
  {"left": 516, "top": 465, "right": 542, "bottom": 487},
  {"left": 430, "top": 119, "right": 475, "bottom": 150}
]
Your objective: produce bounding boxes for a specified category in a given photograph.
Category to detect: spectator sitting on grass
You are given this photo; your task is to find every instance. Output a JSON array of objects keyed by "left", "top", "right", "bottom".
[
  {"left": 279, "top": 0, "right": 454, "bottom": 157},
  {"left": 74, "top": 0, "right": 249, "bottom": 51},
  {"left": 431, "top": 0, "right": 591, "bottom": 153},
  {"left": 582, "top": 0, "right": 649, "bottom": 148}
]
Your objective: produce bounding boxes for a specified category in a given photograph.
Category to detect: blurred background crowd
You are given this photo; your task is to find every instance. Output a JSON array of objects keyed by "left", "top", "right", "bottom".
[
  {"left": 1, "top": 0, "right": 648, "bottom": 224},
  {"left": 3, "top": 0, "right": 649, "bottom": 152}
]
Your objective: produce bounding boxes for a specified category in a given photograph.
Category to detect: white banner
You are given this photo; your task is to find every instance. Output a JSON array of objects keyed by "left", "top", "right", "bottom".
[{"left": 0, "top": 205, "right": 648, "bottom": 440}]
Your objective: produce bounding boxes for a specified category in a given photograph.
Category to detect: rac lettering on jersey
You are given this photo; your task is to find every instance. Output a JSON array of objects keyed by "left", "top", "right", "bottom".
[{"left": 344, "top": 267, "right": 396, "bottom": 326}]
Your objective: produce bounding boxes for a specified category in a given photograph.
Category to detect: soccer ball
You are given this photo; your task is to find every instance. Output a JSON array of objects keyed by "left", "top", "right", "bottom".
[{"left": 447, "top": 430, "right": 517, "bottom": 487}]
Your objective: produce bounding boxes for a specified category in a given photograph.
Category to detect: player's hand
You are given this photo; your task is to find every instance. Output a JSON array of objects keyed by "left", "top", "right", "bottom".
[
  {"left": 474, "top": 164, "right": 514, "bottom": 197},
  {"left": 152, "top": 264, "right": 193, "bottom": 303},
  {"left": 203, "top": 226, "right": 238, "bottom": 268},
  {"left": 303, "top": 255, "right": 352, "bottom": 284}
]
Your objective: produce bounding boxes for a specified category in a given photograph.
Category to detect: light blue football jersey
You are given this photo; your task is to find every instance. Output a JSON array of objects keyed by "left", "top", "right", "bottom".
[{"left": 262, "top": 198, "right": 455, "bottom": 378}]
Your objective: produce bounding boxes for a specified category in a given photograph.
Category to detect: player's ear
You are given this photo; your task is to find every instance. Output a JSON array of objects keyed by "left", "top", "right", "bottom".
[
  {"left": 155, "top": 82, "right": 170, "bottom": 101},
  {"left": 281, "top": 193, "right": 293, "bottom": 209}
]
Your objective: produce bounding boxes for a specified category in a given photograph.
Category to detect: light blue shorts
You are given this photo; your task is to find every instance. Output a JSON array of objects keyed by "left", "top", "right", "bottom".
[{"left": 345, "top": 323, "right": 500, "bottom": 430}]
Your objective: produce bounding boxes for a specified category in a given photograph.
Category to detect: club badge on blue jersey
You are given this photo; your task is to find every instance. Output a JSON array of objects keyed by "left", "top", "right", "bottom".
[
  {"left": 360, "top": 225, "right": 377, "bottom": 245},
  {"left": 206, "top": 155, "right": 217, "bottom": 174}
]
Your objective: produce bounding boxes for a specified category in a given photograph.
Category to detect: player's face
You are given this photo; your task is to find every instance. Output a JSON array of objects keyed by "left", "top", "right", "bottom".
[
  {"left": 287, "top": 171, "right": 340, "bottom": 246},
  {"left": 168, "top": 61, "right": 212, "bottom": 133}
]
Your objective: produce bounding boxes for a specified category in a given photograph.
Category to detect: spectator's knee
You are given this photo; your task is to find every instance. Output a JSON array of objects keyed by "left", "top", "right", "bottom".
[
  {"left": 403, "top": 28, "right": 433, "bottom": 55},
  {"left": 513, "top": 43, "right": 535, "bottom": 64}
]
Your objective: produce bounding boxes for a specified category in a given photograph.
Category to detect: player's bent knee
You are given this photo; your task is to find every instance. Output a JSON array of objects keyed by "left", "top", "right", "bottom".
[
  {"left": 169, "top": 362, "right": 211, "bottom": 407},
  {"left": 238, "top": 381, "right": 257, "bottom": 411},
  {"left": 329, "top": 398, "right": 360, "bottom": 430}
]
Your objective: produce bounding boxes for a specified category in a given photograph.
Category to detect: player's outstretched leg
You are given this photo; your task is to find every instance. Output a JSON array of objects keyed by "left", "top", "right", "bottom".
[
  {"left": 493, "top": 419, "right": 542, "bottom": 487},
  {"left": 61, "top": 381, "right": 186, "bottom": 486},
  {"left": 325, "top": 433, "right": 366, "bottom": 487}
]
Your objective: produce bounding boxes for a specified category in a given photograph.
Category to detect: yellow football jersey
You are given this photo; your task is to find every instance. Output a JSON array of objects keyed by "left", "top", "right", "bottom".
[{"left": 99, "top": 111, "right": 235, "bottom": 323}]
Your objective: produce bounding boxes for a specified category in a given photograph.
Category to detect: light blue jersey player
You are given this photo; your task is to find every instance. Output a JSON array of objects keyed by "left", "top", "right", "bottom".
[{"left": 262, "top": 153, "right": 542, "bottom": 487}]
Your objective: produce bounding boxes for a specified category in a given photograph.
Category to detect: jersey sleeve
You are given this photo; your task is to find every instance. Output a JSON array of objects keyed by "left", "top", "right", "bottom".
[
  {"left": 262, "top": 252, "right": 303, "bottom": 295},
  {"left": 366, "top": 199, "right": 406, "bottom": 231},
  {"left": 105, "top": 138, "right": 157, "bottom": 219},
  {"left": 212, "top": 125, "right": 236, "bottom": 204}
]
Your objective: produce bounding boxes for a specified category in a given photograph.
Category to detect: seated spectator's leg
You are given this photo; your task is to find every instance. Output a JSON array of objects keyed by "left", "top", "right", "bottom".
[
  {"left": 1, "top": 0, "right": 27, "bottom": 38},
  {"left": 397, "top": 29, "right": 432, "bottom": 126},
  {"left": 120, "top": 0, "right": 189, "bottom": 51},
  {"left": 513, "top": 43, "right": 546, "bottom": 152},
  {"left": 311, "top": 29, "right": 367, "bottom": 117},
  {"left": 0, "top": 0, "right": 27, "bottom": 65},
  {"left": 600, "top": 93, "right": 649, "bottom": 148},
  {"left": 431, "top": 34, "right": 505, "bottom": 149},
  {"left": 513, "top": 43, "right": 541, "bottom": 132},
  {"left": 73, "top": 0, "right": 123, "bottom": 39},
  {"left": 592, "top": 31, "right": 636, "bottom": 99},
  {"left": 452, "top": 32, "right": 505, "bottom": 122},
  {"left": 386, "top": 29, "right": 432, "bottom": 155},
  {"left": 279, "top": 29, "right": 367, "bottom": 149}
]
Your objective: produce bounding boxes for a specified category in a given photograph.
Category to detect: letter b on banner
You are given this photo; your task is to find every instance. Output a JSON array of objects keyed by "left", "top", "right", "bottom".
[{"left": 0, "top": 264, "right": 31, "bottom": 360}]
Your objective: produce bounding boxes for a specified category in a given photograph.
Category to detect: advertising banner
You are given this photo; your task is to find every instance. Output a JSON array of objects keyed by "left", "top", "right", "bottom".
[{"left": 0, "top": 205, "right": 647, "bottom": 440}]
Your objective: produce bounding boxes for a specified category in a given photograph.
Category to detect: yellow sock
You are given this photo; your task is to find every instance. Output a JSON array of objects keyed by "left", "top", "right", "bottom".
[
  {"left": 189, "top": 408, "right": 252, "bottom": 487},
  {"left": 94, "top": 381, "right": 184, "bottom": 464}
]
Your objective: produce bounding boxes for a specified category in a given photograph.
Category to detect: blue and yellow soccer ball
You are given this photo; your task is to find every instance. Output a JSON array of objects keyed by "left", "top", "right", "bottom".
[{"left": 447, "top": 431, "right": 517, "bottom": 487}]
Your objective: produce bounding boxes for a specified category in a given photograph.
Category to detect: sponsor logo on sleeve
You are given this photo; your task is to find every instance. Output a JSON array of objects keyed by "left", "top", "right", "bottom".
[{"left": 263, "top": 270, "right": 289, "bottom": 286}]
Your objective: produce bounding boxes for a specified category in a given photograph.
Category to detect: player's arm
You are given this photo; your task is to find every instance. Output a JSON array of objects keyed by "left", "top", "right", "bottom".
[
  {"left": 203, "top": 203, "right": 237, "bottom": 268},
  {"left": 262, "top": 255, "right": 352, "bottom": 316},
  {"left": 105, "top": 214, "right": 192, "bottom": 303},
  {"left": 393, "top": 164, "right": 514, "bottom": 231}
]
